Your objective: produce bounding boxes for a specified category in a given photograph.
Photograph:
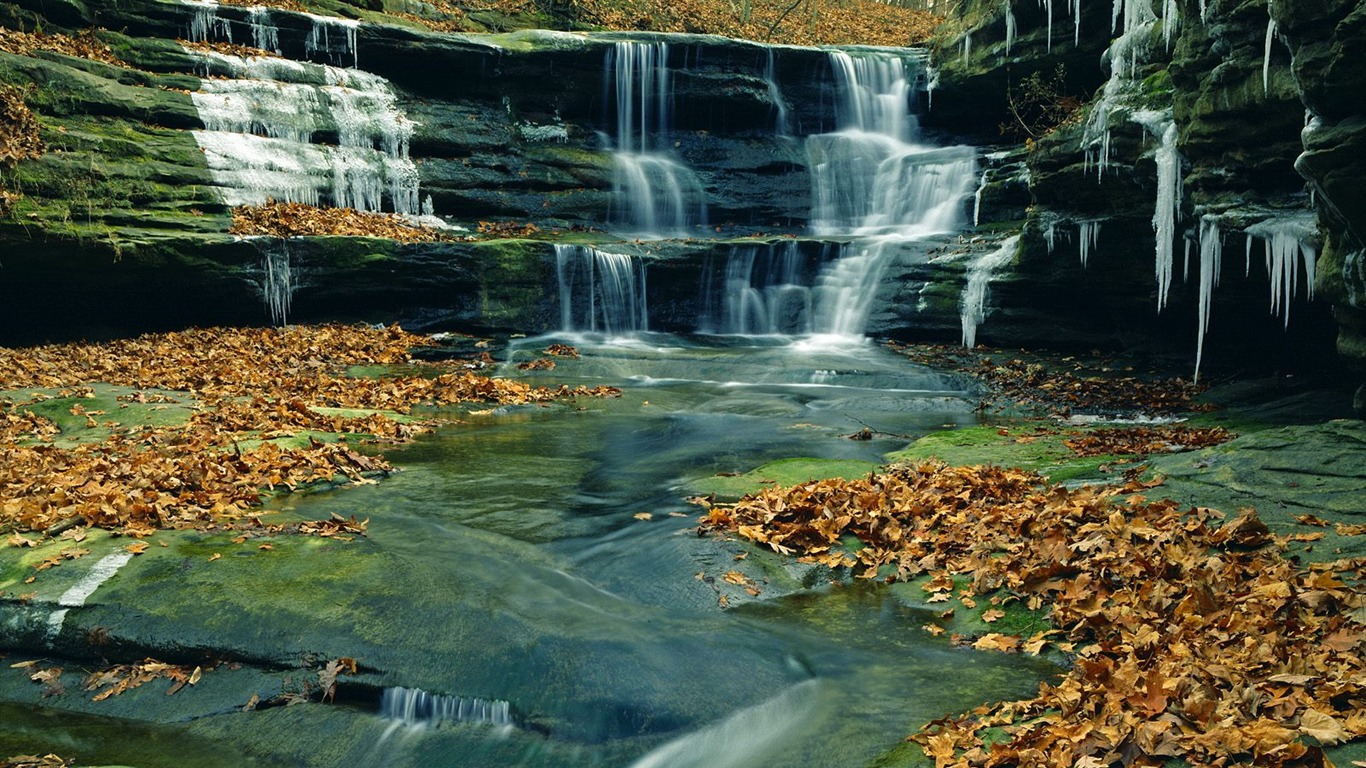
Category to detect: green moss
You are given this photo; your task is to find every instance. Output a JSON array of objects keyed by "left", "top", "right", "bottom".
[
  {"left": 688, "top": 457, "right": 882, "bottom": 499},
  {"left": 471, "top": 238, "right": 550, "bottom": 325},
  {"left": 886, "top": 426, "right": 1135, "bottom": 484},
  {"left": 5, "top": 385, "right": 197, "bottom": 447},
  {"left": 523, "top": 145, "right": 613, "bottom": 170},
  {"left": 1141, "top": 68, "right": 1172, "bottom": 97}
]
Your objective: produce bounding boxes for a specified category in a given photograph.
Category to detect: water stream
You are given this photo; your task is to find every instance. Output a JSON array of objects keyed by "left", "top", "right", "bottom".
[{"left": 323, "top": 334, "right": 1054, "bottom": 766}]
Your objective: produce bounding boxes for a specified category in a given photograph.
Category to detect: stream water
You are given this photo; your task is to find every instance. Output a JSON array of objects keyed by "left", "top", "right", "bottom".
[{"left": 293, "top": 334, "right": 1054, "bottom": 766}]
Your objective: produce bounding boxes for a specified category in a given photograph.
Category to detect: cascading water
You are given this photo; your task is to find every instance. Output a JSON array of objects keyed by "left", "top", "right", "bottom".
[
  {"left": 555, "top": 243, "right": 649, "bottom": 334},
  {"left": 803, "top": 50, "right": 978, "bottom": 337},
  {"left": 606, "top": 42, "right": 707, "bottom": 238},
  {"left": 370, "top": 687, "right": 514, "bottom": 763},
  {"left": 698, "top": 242, "right": 826, "bottom": 335}
]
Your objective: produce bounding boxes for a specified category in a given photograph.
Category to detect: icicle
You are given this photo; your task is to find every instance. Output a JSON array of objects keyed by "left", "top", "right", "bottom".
[
  {"left": 1194, "top": 217, "right": 1223, "bottom": 383},
  {"left": 248, "top": 7, "right": 279, "bottom": 54},
  {"left": 1073, "top": 0, "right": 1082, "bottom": 45},
  {"left": 1041, "top": 0, "right": 1054, "bottom": 52},
  {"left": 961, "top": 236, "right": 1020, "bottom": 348},
  {"left": 1004, "top": 0, "right": 1017, "bottom": 56},
  {"left": 305, "top": 13, "right": 360, "bottom": 68},
  {"left": 1152, "top": 121, "right": 1182, "bottom": 311},
  {"left": 1246, "top": 215, "right": 1318, "bottom": 327},
  {"left": 185, "top": 0, "right": 232, "bottom": 43},
  {"left": 962, "top": 32, "right": 972, "bottom": 65},
  {"left": 1078, "top": 220, "right": 1102, "bottom": 267},
  {"left": 1045, "top": 221, "right": 1057, "bottom": 254},
  {"left": 973, "top": 169, "right": 989, "bottom": 227},
  {"left": 261, "top": 239, "right": 293, "bottom": 326},
  {"left": 1163, "top": 0, "right": 1179, "bottom": 49},
  {"left": 1263, "top": 14, "right": 1277, "bottom": 96}
]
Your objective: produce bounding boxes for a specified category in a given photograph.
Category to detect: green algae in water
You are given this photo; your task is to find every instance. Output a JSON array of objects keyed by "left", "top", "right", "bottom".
[{"left": 0, "top": 703, "right": 260, "bottom": 767}]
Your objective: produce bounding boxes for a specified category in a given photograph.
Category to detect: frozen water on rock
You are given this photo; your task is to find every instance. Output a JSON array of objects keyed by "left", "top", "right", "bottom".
[
  {"left": 1263, "top": 13, "right": 1277, "bottom": 96},
  {"left": 305, "top": 12, "right": 360, "bottom": 68},
  {"left": 1246, "top": 214, "right": 1318, "bottom": 327},
  {"left": 961, "top": 236, "right": 1020, "bottom": 348},
  {"left": 1194, "top": 216, "right": 1223, "bottom": 382},
  {"left": 1078, "top": 220, "right": 1102, "bottom": 267},
  {"left": 1151, "top": 120, "right": 1183, "bottom": 312},
  {"left": 187, "top": 53, "right": 421, "bottom": 215}
]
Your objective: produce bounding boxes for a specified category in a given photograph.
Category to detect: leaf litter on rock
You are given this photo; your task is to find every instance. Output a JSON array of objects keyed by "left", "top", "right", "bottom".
[{"left": 699, "top": 460, "right": 1366, "bottom": 766}]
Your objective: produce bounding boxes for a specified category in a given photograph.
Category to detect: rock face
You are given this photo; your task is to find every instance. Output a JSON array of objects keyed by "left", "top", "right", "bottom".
[
  {"left": 1271, "top": 0, "right": 1366, "bottom": 403},
  {"left": 924, "top": 0, "right": 1358, "bottom": 387},
  {"left": 0, "top": 0, "right": 1362, "bottom": 395}
]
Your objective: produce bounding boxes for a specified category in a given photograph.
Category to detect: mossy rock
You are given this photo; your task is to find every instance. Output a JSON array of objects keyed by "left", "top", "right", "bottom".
[
  {"left": 688, "top": 457, "right": 882, "bottom": 499},
  {"left": 885, "top": 425, "right": 1132, "bottom": 484}
]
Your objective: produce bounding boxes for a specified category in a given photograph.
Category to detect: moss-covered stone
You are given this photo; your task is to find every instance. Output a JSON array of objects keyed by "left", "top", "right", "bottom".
[
  {"left": 885, "top": 425, "right": 1133, "bottom": 484},
  {"left": 688, "top": 457, "right": 882, "bottom": 499}
]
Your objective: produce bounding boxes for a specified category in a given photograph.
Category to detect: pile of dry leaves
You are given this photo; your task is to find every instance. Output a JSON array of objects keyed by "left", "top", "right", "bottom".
[
  {"left": 1064, "top": 426, "right": 1232, "bottom": 457},
  {"left": 230, "top": 201, "right": 452, "bottom": 243},
  {"left": 575, "top": 0, "right": 939, "bottom": 46},
  {"left": 0, "top": 27, "right": 119, "bottom": 65},
  {"left": 0, "top": 755, "right": 72, "bottom": 768},
  {"left": 1, "top": 324, "right": 617, "bottom": 537},
  {"left": 699, "top": 462, "right": 1366, "bottom": 766},
  {"left": 892, "top": 344, "right": 1211, "bottom": 417},
  {"left": 0, "top": 83, "right": 43, "bottom": 169}
]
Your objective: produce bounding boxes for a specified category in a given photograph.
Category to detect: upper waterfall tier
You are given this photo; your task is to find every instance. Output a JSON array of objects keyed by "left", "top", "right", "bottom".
[
  {"left": 606, "top": 41, "right": 708, "bottom": 239},
  {"left": 807, "top": 50, "right": 978, "bottom": 239}
]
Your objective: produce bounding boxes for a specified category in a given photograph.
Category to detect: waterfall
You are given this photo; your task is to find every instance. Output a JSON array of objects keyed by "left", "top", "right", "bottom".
[
  {"left": 800, "top": 50, "right": 977, "bottom": 337},
  {"left": 807, "top": 51, "right": 976, "bottom": 239},
  {"left": 371, "top": 686, "right": 514, "bottom": 760},
  {"left": 607, "top": 42, "right": 707, "bottom": 238},
  {"left": 555, "top": 243, "right": 649, "bottom": 334},
  {"left": 379, "top": 687, "right": 513, "bottom": 729},
  {"left": 700, "top": 242, "right": 819, "bottom": 335},
  {"left": 187, "top": 53, "right": 421, "bottom": 214},
  {"left": 961, "top": 236, "right": 1019, "bottom": 348},
  {"left": 764, "top": 49, "right": 792, "bottom": 136}
]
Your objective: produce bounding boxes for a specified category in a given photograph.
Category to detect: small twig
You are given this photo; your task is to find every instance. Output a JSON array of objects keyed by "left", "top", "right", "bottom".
[{"left": 844, "top": 415, "right": 915, "bottom": 440}]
